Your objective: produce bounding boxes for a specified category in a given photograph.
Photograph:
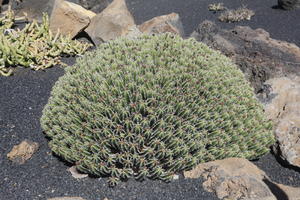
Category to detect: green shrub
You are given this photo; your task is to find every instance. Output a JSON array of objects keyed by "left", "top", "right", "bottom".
[{"left": 41, "top": 33, "right": 275, "bottom": 186}]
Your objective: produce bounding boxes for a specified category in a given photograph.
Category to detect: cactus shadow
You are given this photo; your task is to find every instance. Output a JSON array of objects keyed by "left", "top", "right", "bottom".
[{"left": 271, "top": 5, "right": 282, "bottom": 9}]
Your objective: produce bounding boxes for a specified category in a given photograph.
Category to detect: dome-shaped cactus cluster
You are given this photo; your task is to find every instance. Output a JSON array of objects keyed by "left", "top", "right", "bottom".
[{"left": 41, "top": 33, "right": 275, "bottom": 186}]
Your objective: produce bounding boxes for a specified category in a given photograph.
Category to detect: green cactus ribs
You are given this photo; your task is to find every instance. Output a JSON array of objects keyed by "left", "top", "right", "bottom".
[
  {"left": 41, "top": 33, "right": 275, "bottom": 186},
  {"left": 0, "top": 8, "right": 91, "bottom": 76}
]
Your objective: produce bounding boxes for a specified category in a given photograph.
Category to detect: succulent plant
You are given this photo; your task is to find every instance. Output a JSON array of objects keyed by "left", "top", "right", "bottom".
[
  {"left": 218, "top": 6, "right": 255, "bottom": 23},
  {"left": 208, "top": 3, "right": 226, "bottom": 12},
  {"left": 0, "top": 8, "right": 91, "bottom": 76},
  {"left": 41, "top": 33, "right": 275, "bottom": 186}
]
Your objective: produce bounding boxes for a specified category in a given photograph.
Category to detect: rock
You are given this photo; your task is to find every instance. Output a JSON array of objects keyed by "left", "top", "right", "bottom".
[
  {"left": 85, "top": 0, "right": 135, "bottom": 45},
  {"left": 184, "top": 158, "right": 267, "bottom": 179},
  {"left": 278, "top": 0, "right": 300, "bottom": 10},
  {"left": 191, "top": 20, "right": 300, "bottom": 92},
  {"left": 50, "top": 0, "right": 96, "bottom": 38},
  {"left": 47, "top": 197, "right": 86, "bottom": 200},
  {"left": 262, "top": 76, "right": 300, "bottom": 168},
  {"left": 7, "top": 140, "right": 39, "bottom": 164},
  {"left": 184, "top": 157, "right": 300, "bottom": 200},
  {"left": 138, "top": 13, "right": 185, "bottom": 37},
  {"left": 67, "top": 166, "right": 88, "bottom": 179},
  {"left": 184, "top": 158, "right": 277, "bottom": 200},
  {"left": 11, "top": 0, "right": 56, "bottom": 22}
]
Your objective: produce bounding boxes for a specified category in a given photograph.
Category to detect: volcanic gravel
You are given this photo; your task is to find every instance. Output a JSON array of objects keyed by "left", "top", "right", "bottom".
[{"left": 1, "top": 0, "right": 300, "bottom": 200}]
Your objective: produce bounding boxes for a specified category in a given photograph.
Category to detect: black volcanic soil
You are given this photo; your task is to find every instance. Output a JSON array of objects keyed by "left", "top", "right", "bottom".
[{"left": 0, "top": 0, "right": 299, "bottom": 200}]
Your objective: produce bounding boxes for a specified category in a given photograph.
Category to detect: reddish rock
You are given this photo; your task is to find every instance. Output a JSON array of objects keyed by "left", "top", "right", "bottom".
[
  {"left": 50, "top": 0, "right": 96, "bottom": 38},
  {"left": 7, "top": 140, "right": 39, "bottom": 164},
  {"left": 138, "top": 13, "right": 184, "bottom": 37},
  {"left": 184, "top": 158, "right": 276, "bottom": 200},
  {"left": 184, "top": 157, "right": 300, "bottom": 200}
]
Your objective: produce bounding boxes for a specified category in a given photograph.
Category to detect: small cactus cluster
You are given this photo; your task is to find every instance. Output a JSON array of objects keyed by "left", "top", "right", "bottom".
[
  {"left": 0, "top": 8, "right": 91, "bottom": 76},
  {"left": 41, "top": 33, "right": 275, "bottom": 186},
  {"left": 218, "top": 6, "right": 255, "bottom": 23},
  {"left": 208, "top": 3, "right": 226, "bottom": 12}
]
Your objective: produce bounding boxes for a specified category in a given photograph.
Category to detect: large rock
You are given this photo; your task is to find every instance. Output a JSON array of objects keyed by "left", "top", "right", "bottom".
[
  {"left": 278, "top": 0, "right": 300, "bottom": 10},
  {"left": 261, "top": 76, "right": 300, "bottom": 168},
  {"left": 184, "top": 158, "right": 276, "bottom": 200},
  {"left": 85, "top": 0, "right": 136, "bottom": 45},
  {"left": 138, "top": 13, "right": 185, "bottom": 37},
  {"left": 7, "top": 140, "right": 39, "bottom": 164},
  {"left": 191, "top": 20, "right": 300, "bottom": 92},
  {"left": 50, "top": 0, "right": 96, "bottom": 38},
  {"left": 9, "top": 0, "right": 107, "bottom": 22},
  {"left": 184, "top": 158, "right": 300, "bottom": 200}
]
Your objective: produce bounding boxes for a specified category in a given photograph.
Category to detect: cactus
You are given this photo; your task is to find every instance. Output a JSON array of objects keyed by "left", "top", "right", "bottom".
[
  {"left": 218, "top": 6, "right": 255, "bottom": 22},
  {"left": 41, "top": 33, "right": 275, "bottom": 186},
  {"left": 0, "top": 8, "right": 91, "bottom": 76},
  {"left": 208, "top": 3, "right": 226, "bottom": 12}
]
